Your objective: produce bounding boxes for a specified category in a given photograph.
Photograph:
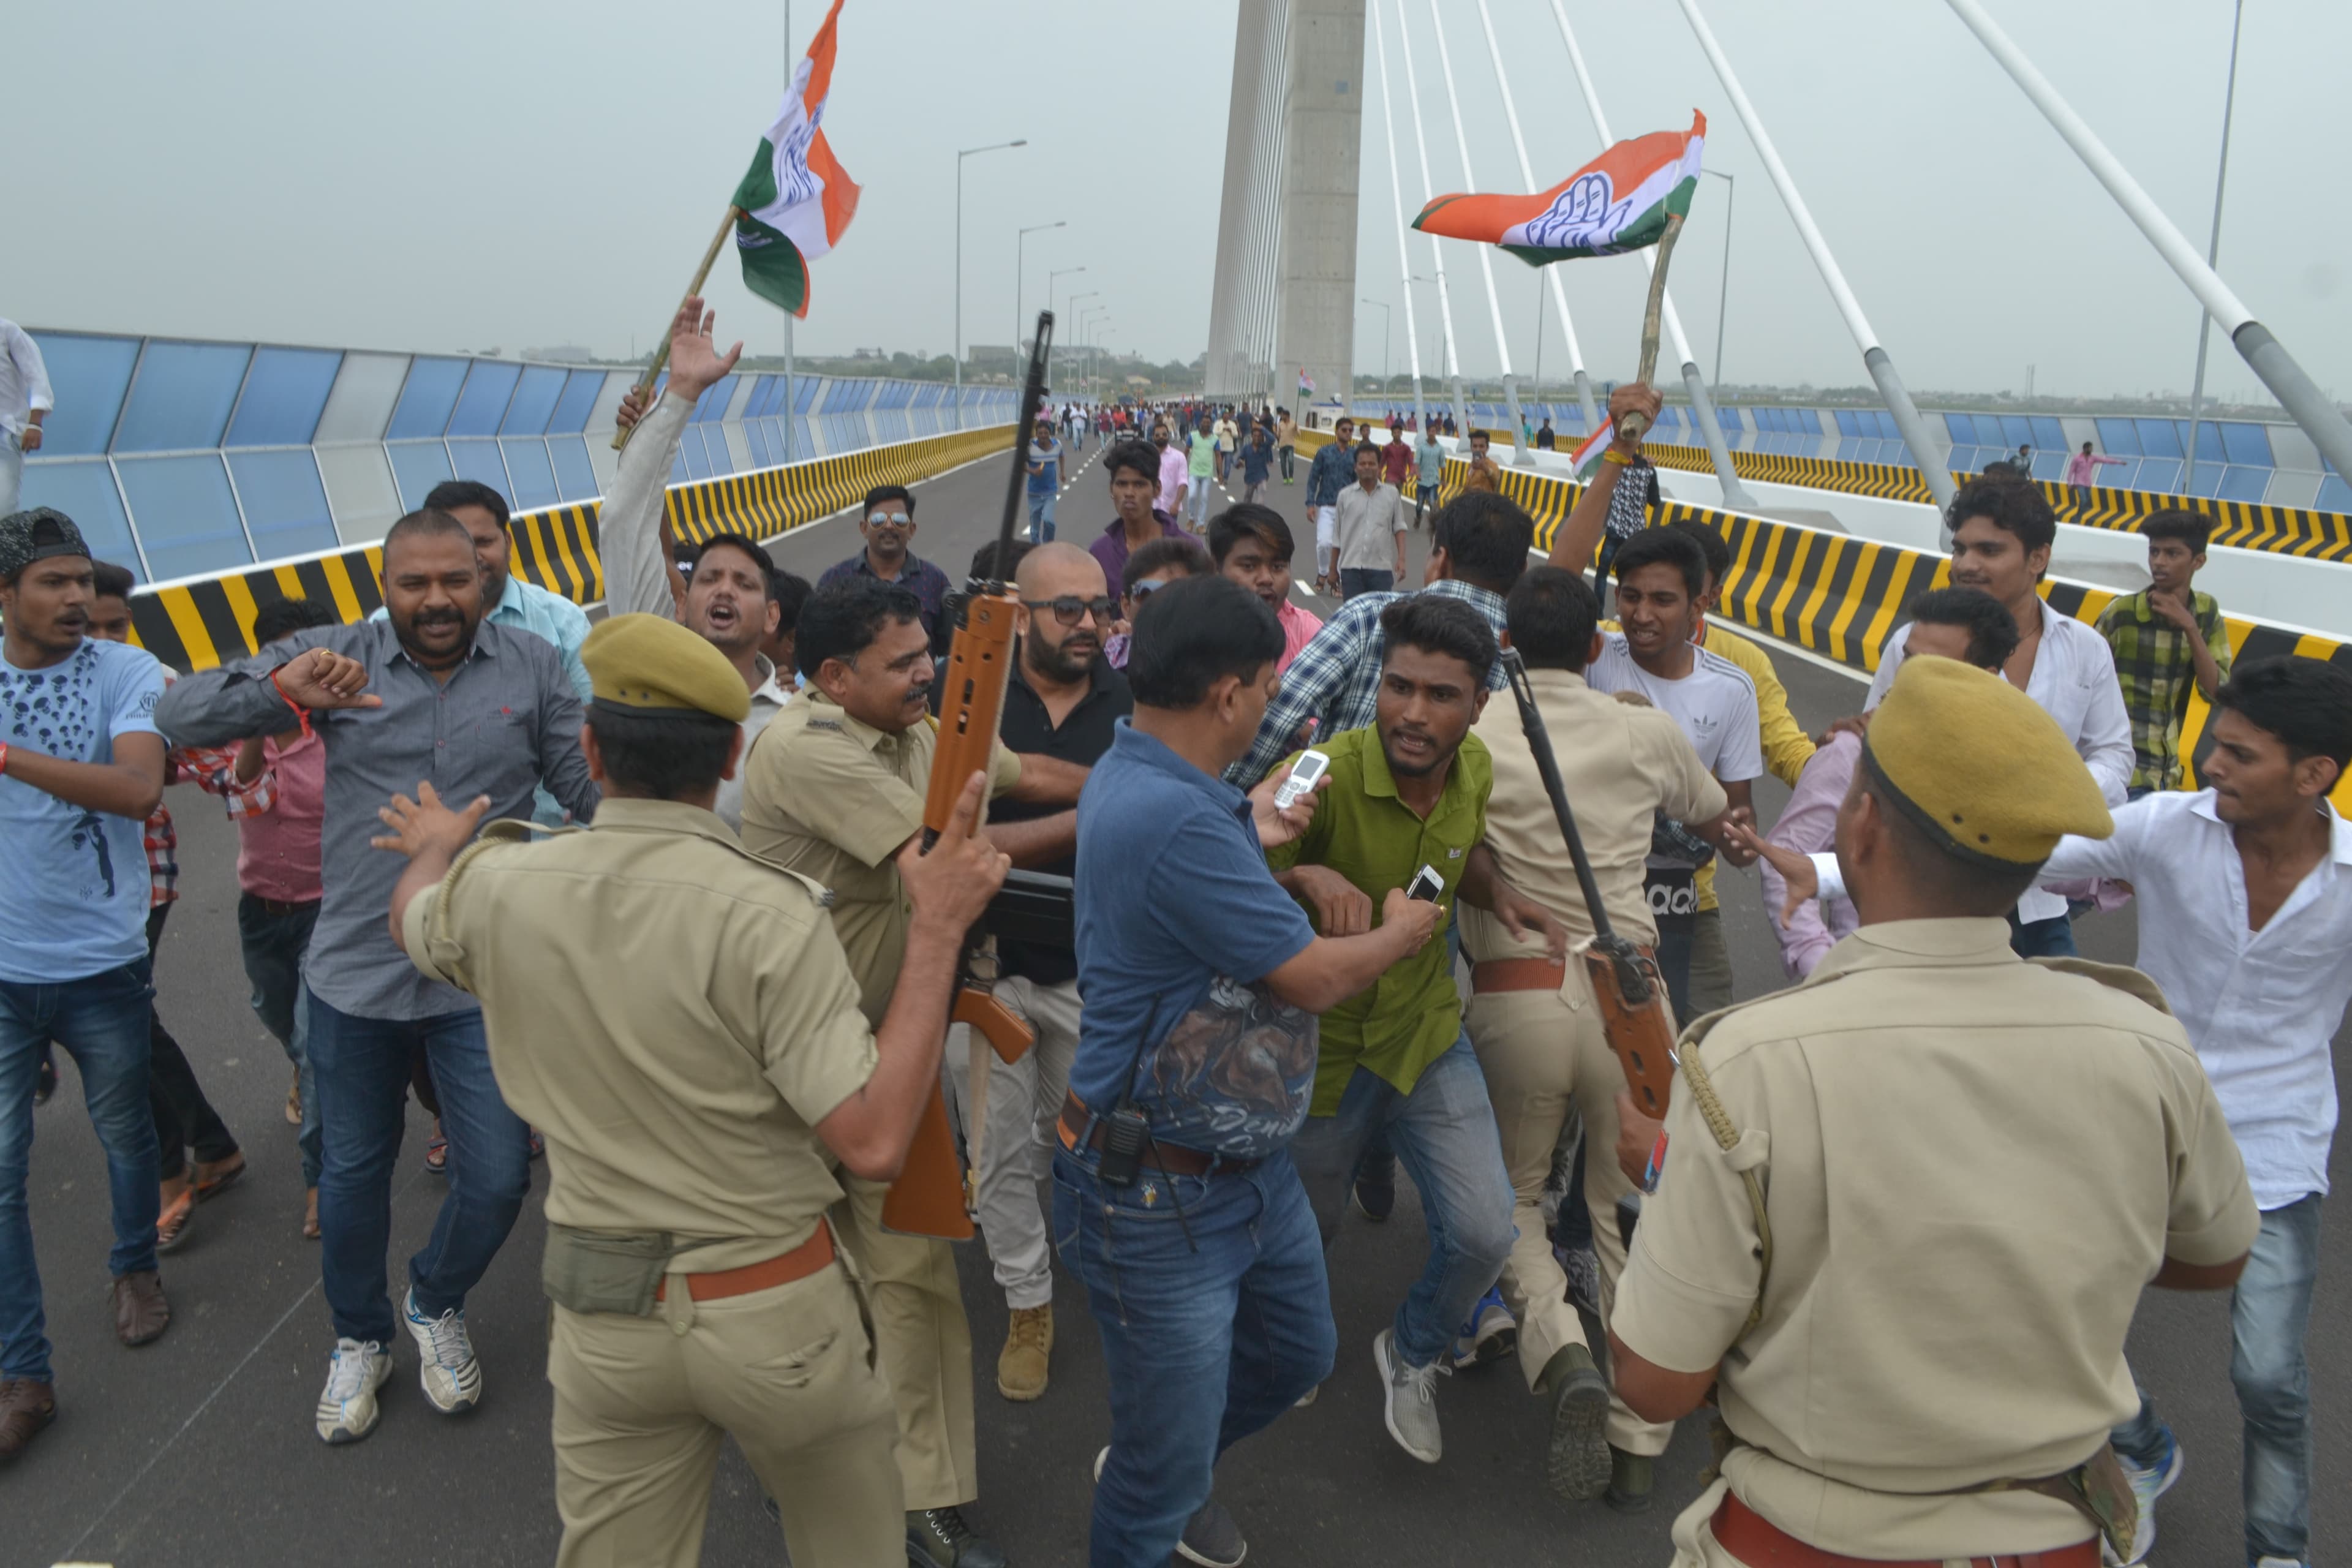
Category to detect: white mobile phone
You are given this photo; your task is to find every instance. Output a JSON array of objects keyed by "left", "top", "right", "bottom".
[
  {"left": 1405, "top": 864, "right": 1445, "bottom": 902},
  {"left": 1275, "top": 748, "right": 1332, "bottom": 809}
]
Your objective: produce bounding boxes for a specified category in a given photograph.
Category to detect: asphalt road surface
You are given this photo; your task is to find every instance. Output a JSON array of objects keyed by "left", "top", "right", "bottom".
[{"left": 16, "top": 432, "right": 2342, "bottom": 1566}]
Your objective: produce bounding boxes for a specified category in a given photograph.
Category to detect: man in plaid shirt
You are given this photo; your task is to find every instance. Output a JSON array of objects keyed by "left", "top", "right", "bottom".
[
  {"left": 2094, "top": 510, "right": 2233, "bottom": 795},
  {"left": 1228, "top": 490, "right": 1534, "bottom": 789}
]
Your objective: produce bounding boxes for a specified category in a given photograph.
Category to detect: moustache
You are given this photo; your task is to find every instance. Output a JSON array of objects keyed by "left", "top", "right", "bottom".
[{"left": 413, "top": 611, "right": 464, "bottom": 629}]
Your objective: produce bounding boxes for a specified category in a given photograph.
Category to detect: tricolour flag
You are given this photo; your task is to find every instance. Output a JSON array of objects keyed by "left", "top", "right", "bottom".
[
  {"left": 1569, "top": 423, "right": 1611, "bottom": 480},
  {"left": 731, "top": 0, "right": 861, "bottom": 318},
  {"left": 1413, "top": 111, "right": 1705, "bottom": 266}
]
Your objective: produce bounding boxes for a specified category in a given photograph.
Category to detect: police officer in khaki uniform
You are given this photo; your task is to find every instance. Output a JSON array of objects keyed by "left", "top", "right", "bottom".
[
  {"left": 378, "top": 614, "right": 1009, "bottom": 1568},
  {"left": 1459, "top": 567, "right": 1727, "bottom": 1506},
  {"left": 741, "top": 575, "right": 1043, "bottom": 1568},
  {"left": 1608, "top": 655, "right": 2260, "bottom": 1567}
]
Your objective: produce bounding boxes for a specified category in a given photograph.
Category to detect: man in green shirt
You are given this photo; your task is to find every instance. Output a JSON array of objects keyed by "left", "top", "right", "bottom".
[
  {"left": 1269, "top": 596, "right": 1562, "bottom": 1468},
  {"left": 1184, "top": 417, "right": 1219, "bottom": 534}
]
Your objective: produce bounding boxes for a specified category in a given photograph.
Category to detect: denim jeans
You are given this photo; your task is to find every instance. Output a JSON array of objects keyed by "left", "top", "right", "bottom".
[
  {"left": 1027, "top": 491, "right": 1057, "bottom": 543},
  {"left": 1186, "top": 480, "right": 1213, "bottom": 529},
  {"left": 1289, "top": 1031, "right": 1517, "bottom": 1368},
  {"left": 0, "top": 960, "right": 161, "bottom": 1381},
  {"left": 2113, "top": 1194, "right": 2321, "bottom": 1565},
  {"left": 1054, "top": 1145, "right": 1333, "bottom": 1568},
  {"left": 1279, "top": 446, "right": 1294, "bottom": 481},
  {"left": 306, "top": 994, "right": 529, "bottom": 1344},
  {"left": 1338, "top": 567, "right": 1395, "bottom": 600},
  {"left": 2007, "top": 909, "right": 2079, "bottom": 959},
  {"left": 144, "top": 903, "right": 238, "bottom": 1183},
  {"left": 238, "top": 894, "right": 322, "bottom": 1188}
]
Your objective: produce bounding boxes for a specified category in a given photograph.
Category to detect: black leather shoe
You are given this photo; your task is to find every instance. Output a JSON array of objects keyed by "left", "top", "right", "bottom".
[{"left": 907, "top": 1506, "right": 1008, "bottom": 1568}]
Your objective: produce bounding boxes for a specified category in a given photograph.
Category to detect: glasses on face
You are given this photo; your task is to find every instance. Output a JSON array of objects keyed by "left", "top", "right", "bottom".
[
  {"left": 867, "top": 512, "right": 912, "bottom": 530},
  {"left": 1126, "top": 578, "right": 1179, "bottom": 605},
  {"left": 1022, "top": 595, "right": 1117, "bottom": 627}
]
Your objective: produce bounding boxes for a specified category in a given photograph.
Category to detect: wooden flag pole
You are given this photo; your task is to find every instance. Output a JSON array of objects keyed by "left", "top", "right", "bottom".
[
  {"left": 1615, "top": 210, "right": 1687, "bottom": 446},
  {"left": 613, "top": 204, "right": 745, "bottom": 451}
]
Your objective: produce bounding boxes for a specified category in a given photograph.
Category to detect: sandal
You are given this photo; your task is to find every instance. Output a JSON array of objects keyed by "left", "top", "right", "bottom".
[
  {"left": 192, "top": 1153, "right": 247, "bottom": 1203},
  {"left": 284, "top": 1068, "right": 303, "bottom": 1127},
  {"left": 424, "top": 1129, "right": 448, "bottom": 1177},
  {"left": 156, "top": 1188, "right": 195, "bottom": 1254}
]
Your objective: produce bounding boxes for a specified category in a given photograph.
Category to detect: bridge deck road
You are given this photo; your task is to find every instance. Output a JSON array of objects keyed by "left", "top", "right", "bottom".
[{"left": 17, "top": 435, "right": 2342, "bottom": 1566}]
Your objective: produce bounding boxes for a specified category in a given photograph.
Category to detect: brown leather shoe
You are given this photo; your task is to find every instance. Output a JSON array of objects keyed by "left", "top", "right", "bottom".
[
  {"left": 0, "top": 1378, "right": 57, "bottom": 1461},
  {"left": 111, "top": 1269, "right": 170, "bottom": 1347}
]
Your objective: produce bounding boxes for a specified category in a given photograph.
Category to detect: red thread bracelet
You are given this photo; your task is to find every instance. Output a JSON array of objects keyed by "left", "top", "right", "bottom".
[{"left": 269, "top": 666, "right": 315, "bottom": 741}]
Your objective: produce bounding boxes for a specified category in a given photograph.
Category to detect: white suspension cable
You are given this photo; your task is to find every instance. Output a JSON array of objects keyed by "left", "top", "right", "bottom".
[
  {"left": 1472, "top": 0, "right": 1587, "bottom": 378},
  {"left": 1424, "top": 0, "right": 1512, "bottom": 380},
  {"left": 1371, "top": 1, "right": 1428, "bottom": 430}
]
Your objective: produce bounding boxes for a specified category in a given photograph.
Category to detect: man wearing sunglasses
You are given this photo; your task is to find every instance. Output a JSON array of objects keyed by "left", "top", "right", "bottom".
[
  {"left": 944, "top": 543, "right": 1133, "bottom": 1410},
  {"left": 819, "top": 486, "right": 954, "bottom": 652}
]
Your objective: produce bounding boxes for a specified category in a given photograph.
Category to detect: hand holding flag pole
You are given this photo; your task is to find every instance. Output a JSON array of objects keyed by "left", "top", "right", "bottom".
[
  {"left": 1615, "top": 211, "right": 1686, "bottom": 447},
  {"left": 612, "top": 206, "right": 743, "bottom": 453}
]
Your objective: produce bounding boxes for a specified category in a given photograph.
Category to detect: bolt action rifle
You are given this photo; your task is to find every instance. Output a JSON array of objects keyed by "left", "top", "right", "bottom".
[{"left": 880, "top": 311, "right": 1056, "bottom": 1240}]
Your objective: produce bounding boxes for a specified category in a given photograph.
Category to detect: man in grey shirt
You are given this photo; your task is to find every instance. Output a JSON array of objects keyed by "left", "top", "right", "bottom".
[{"left": 156, "top": 509, "right": 596, "bottom": 1447}]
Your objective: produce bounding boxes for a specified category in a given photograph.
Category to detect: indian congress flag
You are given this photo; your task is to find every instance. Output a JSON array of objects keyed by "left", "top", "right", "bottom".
[
  {"left": 1414, "top": 112, "right": 1705, "bottom": 266},
  {"left": 731, "top": 0, "right": 861, "bottom": 318},
  {"left": 1568, "top": 423, "right": 1613, "bottom": 480}
]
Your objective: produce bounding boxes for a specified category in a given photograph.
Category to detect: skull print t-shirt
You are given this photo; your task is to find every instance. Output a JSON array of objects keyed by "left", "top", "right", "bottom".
[{"left": 0, "top": 637, "right": 168, "bottom": 982}]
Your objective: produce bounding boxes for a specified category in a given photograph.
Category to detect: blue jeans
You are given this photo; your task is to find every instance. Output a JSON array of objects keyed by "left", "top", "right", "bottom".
[
  {"left": 238, "top": 894, "right": 322, "bottom": 1188},
  {"left": 2113, "top": 1194, "right": 2321, "bottom": 1565},
  {"left": 1338, "top": 567, "right": 1395, "bottom": 600},
  {"left": 1054, "top": 1145, "right": 1333, "bottom": 1568},
  {"left": 2007, "top": 909, "right": 2078, "bottom": 959},
  {"left": 1186, "top": 481, "right": 1213, "bottom": 529},
  {"left": 1289, "top": 1032, "right": 1516, "bottom": 1368},
  {"left": 1027, "top": 491, "right": 1057, "bottom": 543},
  {"left": 0, "top": 960, "right": 161, "bottom": 1381},
  {"left": 306, "top": 995, "right": 530, "bottom": 1344}
]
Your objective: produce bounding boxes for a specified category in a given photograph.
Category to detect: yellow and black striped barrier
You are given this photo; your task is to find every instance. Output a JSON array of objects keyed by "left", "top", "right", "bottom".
[
  {"left": 127, "top": 423, "right": 1014, "bottom": 673},
  {"left": 1639, "top": 439, "right": 2352, "bottom": 563}
]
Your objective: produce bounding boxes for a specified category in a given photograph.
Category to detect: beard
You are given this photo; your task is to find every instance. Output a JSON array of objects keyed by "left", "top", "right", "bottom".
[
  {"left": 393, "top": 608, "right": 475, "bottom": 666},
  {"left": 1030, "top": 632, "right": 1100, "bottom": 685}
]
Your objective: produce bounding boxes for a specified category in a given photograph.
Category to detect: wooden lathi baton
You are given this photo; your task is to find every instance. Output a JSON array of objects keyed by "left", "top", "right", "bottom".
[
  {"left": 1607, "top": 210, "right": 1686, "bottom": 448},
  {"left": 878, "top": 309, "right": 1055, "bottom": 1240},
  {"left": 611, "top": 205, "right": 742, "bottom": 452}
]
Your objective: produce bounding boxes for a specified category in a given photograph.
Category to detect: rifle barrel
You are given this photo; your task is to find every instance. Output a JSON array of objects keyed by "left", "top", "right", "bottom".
[{"left": 992, "top": 311, "right": 1055, "bottom": 594}]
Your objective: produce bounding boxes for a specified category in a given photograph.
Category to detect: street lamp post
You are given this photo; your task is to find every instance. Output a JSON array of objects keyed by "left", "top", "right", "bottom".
[
  {"left": 1075, "top": 304, "right": 1104, "bottom": 396},
  {"left": 1359, "top": 298, "right": 1391, "bottom": 403},
  {"left": 1704, "top": 168, "right": 1735, "bottom": 390},
  {"left": 956, "top": 140, "right": 1027, "bottom": 398},
  {"left": 1016, "top": 221, "right": 1066, "bottom": 378},
  {"left": 1048, "top": 267, "right": 1085, "bottom": 386}
]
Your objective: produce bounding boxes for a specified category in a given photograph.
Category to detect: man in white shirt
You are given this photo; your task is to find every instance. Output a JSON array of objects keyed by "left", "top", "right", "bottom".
[
  {"left": 2041, "top": 657, "right": 2348, "bottom": 1568},
  {"left": 1864, "top": 473, "right": 2132, "bottom": 957},
  {"left": 1332, "top": 444, "right": 1407, "bottom": 600},
  {"left": 1581, "top": 527, "right": 1762, "bottom": 1023},
  {"left": 1, "top": 320, "right": 55, "bottom": 518},
  {"left": 605, "top": 299, "right": 794, "bottom": 831}
]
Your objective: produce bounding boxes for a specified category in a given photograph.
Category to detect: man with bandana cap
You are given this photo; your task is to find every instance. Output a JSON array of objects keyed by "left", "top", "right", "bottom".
[{"left": 0, "top": 508, "right": 174, "bottom": 1463}]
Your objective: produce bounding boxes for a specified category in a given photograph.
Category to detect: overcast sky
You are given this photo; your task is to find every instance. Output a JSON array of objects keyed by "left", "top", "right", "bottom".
[{"left": 13, "top": 0, "right": 2344, "bottom": 401}]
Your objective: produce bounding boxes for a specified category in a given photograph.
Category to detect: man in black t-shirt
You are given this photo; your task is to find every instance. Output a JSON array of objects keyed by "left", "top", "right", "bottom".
[{"left": 944, "top": 543, "right": 1131, "bottom": 1407}]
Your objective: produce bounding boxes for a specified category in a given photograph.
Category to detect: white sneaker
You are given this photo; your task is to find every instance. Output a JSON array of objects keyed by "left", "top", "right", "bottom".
[
  {"left": 315, "top": 1338, "right": 393, "bottom": 1444},
  {"left": 402, "top": 1288, "right": 483, "bottom": 1413},
  {"left": 2106, "top": 1428, "right": 2183, "bottom": 1565},
  {"left": 1374, "top": 1327, "right": 1442, "bottom": 1464}
]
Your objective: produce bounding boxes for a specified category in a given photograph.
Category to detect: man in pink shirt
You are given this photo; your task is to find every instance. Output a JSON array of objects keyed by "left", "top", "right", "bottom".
[
  {"left": 1208, "top": 503, "right": 1322, "bottom": 673},
  {"left": 1153, "top": 426, "right": 1189, "bottom": 519},
  {"left": 2064, "top": 441, "right": 2126, "bottom": 514},
  {"left": 192, "top": 596, "right": 338, "bottom": 1238},
  {"left": 1752, "top": 587, "right": 2019, "bottom": 976}
]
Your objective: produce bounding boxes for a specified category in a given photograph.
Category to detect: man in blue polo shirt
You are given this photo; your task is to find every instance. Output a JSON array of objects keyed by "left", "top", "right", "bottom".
[{"left": 1060, "top": 575, "right": 1441, "bottom": 1568}]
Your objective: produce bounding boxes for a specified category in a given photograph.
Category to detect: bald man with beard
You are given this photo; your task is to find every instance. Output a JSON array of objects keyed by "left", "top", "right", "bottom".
[{"left": 946, "top": 542, "right": 1134, "bottom": 1404}]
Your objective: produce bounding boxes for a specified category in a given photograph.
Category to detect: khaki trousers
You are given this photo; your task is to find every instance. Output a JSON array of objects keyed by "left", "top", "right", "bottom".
[
  {"left": 831, "top": 1177, "right": 979, "bottom": 1511},
  {"left": 1464, "top": 976, "right": 1676, "bottom": 1457},
  {"left": 548, "top": 1262, "right": 902, "bottom": 1568},
  {"left": 1666, "top": 1478, "right": 1745, "bottom": 1566},
  {"left": 943, "top": 973, "right": 1082, "bottom": 1311}
]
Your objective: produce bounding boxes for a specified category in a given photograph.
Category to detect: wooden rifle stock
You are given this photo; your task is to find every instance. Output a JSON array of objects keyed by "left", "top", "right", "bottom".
[
  {"left": 880, "top": 309, "right": 1055, "bottom": 1240},
  {"left": 1498, "top": 649, "right": 1680, "bottom": 1118}
]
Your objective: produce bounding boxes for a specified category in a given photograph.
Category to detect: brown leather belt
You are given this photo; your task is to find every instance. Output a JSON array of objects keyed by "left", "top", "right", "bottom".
[
  {"left": 1471, "top": 957, "right": 1569, "bottom": 993},
  {"left": 1057, "top": 1092, "right": 1257, "bottom": 1178},
  {"left": 1711, "top": 1492, "right": 2098, "bottom": 1568},
  {"left": 653, "top": 1223, "right": 835, "bottom": 1303},
  {"left": 252, "top": 895, "right": 321, "bottom": 918}
]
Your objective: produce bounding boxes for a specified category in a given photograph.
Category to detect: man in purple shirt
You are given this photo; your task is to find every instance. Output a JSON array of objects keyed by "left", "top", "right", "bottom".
[
  {"left": 1755, "top": 587, "right": 2019, "bottom": 976},
  {"left": 1091, "top": 440, "right": 1188, "bottom": 590},
  {"left": 819, "top": 486, "right": 953, "bottom": 651}
]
